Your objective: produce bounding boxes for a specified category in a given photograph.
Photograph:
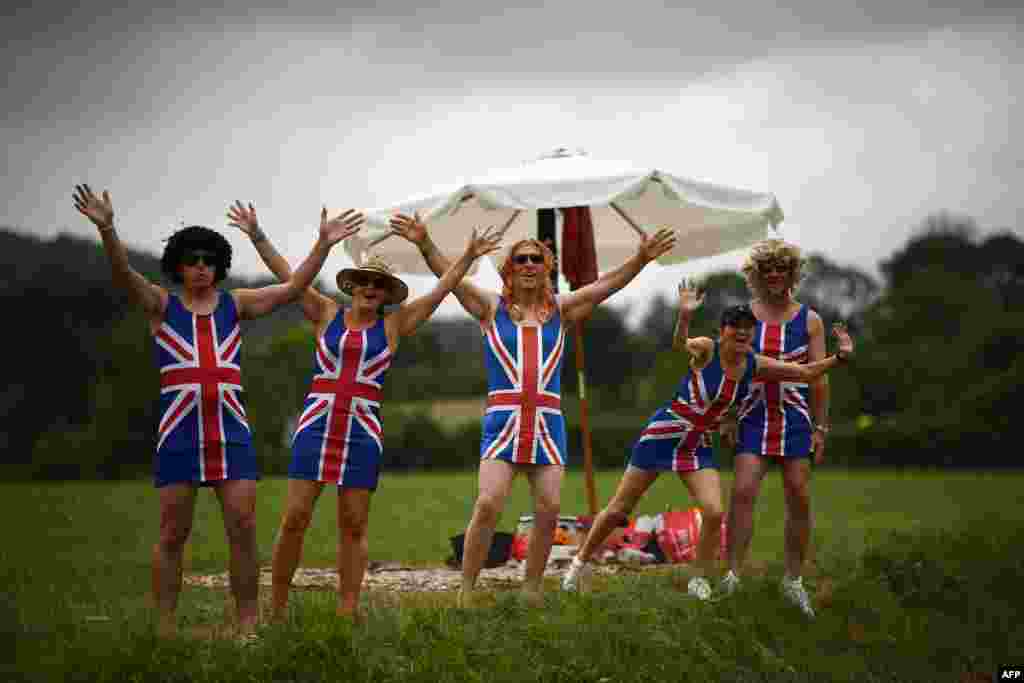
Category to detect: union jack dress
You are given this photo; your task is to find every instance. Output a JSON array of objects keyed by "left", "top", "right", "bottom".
[
  {"left": 480, "top": 298, "right": 567, "bottom": 466},
  {"left": 736, "top": 304, "right": 813, "bottom": 459},
  {"left": 631, "top": 341, "right": 756, "bottom": 472},
  {"left": 289, "top": 311, "right": 390, "bottom": 489},
  {"left": 154, "top": 292, "right": 255, "bottom": 487}
]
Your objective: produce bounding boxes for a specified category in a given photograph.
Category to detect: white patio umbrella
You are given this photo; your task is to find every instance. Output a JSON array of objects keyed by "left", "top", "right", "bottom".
[
  {"left": 346, "top": 148, "right": 783, "bottom": 274},
  {"left": 348, "top": 149, "right": 784, "bottom": 513}
]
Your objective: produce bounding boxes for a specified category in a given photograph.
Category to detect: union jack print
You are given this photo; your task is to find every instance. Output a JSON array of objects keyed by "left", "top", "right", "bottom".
[
  {"left": 736, "top": 306, "right": 813, "bottom": 458},
  {"left": 155, "top": 293, "right": 248, "bottom": 482},
  {"left": 480, "top": 301, "right": 566, "bottom": 465},
  {"left": 638, "top": 367, "right": 741, "bottom": 471},
  {"left": 292, "top": 320, "right": 390, "bottom": 484}
]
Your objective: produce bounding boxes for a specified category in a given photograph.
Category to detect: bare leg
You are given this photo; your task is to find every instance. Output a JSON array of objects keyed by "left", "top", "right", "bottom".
[
  {"left": 215, "top": 479, "right": 260, "bottom": 632},
  {"left": 152, "top": 484, "right": 197, "bottom": 636},
  {"left": 726, "top": 453, "right": 770, "bottom": 575},
  {"left": 460, "top": 459, "right": 516, "bottom": 597},
  {"left": 521, "top": 465, "right": 565, "bottom": 597},
  {"left": 336, "top": 487, "right": 372, "bottom": 617},
  {"left": 679, "top": 468, "right": 725, "bottom": 579},
  {"left": 576, "top": 466, "right": 659, "bottom": 562},
  {"left": 269, "top": 480, "right": 325, "bottom": 620},
  {"left": 781, "top": 458, "right": 812, "bottom": 580}
]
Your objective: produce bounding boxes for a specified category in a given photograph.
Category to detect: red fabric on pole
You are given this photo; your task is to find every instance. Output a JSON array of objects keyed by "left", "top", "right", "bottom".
[{"left": 560, "top": 206, "right": 598, "bottom": 290}]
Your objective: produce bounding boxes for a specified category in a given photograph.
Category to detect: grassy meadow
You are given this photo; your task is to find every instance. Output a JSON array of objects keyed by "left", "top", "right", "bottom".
[{"left": 4, "top": 467, "right": 1023, "bottom": 682}]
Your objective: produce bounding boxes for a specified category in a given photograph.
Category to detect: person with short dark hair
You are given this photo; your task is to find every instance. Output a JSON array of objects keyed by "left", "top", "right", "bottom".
[
  {"left": 73, "top": 184, "right": 362, "bottom": 637},
  {"left": 227, "top": 201, "right": 502, "bottom": 620},
  {"left": 562, "top": 280, "right": 853, "bottom": 599}
]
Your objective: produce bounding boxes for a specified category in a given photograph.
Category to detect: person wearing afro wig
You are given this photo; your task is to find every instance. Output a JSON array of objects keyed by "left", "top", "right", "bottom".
[{"left": 73, "top": 183, "right": 363, "bottom": 636}]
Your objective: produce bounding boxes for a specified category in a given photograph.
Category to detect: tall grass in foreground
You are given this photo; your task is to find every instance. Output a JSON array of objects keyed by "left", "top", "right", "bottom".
[{"left": 4, "top": 470, "right": 1023, "bottom": 681}]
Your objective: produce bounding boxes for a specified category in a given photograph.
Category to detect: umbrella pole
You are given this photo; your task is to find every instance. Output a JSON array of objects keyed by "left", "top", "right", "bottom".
[{"left": 574, "top": 320, "right": 598, "bottom": 515}]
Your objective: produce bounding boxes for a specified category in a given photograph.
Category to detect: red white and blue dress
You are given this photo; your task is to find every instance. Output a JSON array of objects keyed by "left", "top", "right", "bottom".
[
  {"left": 736, "top": 305, "right": 813, "bottom": 460},
  {"left": 289, "top": 311, "right": 390, "bottom": 490},
  {"left": 631, "top": 341, "right": 756, "bottom": 472},
  {"left": 480, "top": 298, "right": 567, "bottom": 465},
  {"left": 154, "top": 291, "right": 256, "bottom": 487}
]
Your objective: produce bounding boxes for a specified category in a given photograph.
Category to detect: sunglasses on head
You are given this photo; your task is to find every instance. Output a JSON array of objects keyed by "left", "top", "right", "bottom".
[
  {"left": 352, "top": 273, "right": 389, "bottom": 289},
  {"left": 513, "top": 253, "right": 545, "bottom": 265},
  {"left": 757, "top": 260, "right": 791, "bottom": 275},
  {"left": 181, "top": 250, "right": 216, "bottom": 267}
]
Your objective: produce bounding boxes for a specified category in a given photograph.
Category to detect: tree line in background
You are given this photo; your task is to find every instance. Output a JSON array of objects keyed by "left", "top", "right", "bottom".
[{"left": 2, "top": 212, "right": 1021, "bottom": 479}]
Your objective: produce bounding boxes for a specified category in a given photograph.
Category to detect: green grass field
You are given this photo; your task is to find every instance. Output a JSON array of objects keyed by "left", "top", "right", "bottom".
[{"left": 4, "top": 468, "right": 1023, "bottom": 682}]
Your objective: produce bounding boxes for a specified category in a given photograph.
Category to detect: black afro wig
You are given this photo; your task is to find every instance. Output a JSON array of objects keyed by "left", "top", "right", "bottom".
[{"left": 161, "top": 226, "right": 232, "bottom": 284}]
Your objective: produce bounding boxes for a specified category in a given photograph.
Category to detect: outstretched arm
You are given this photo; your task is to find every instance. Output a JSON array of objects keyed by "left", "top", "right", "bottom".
[
  {"left": 559, "top": 228, "right": 676, "bottom": 325},
  {"left": 754, "top": 323, "right": 853, "bottom": 383},
  {"left": 390, "top": 212, "right": 497, "bottom": 322},
  {"left": 227, "top": 200, "right": 335, "bottom": 325},
  {"left": 73, "top": 184, "right": 167, "bottom": 317},
  {"left": 389, "top": 226, "right": 504, "bottom": 338},
  {"left": 233, "top": 207, "right": 363, "bottom": 320}
]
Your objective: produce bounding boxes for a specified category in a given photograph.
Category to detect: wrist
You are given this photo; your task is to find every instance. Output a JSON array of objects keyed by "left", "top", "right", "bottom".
[{"left": 97, "top": 221, "right": 115, "bottom": 233}]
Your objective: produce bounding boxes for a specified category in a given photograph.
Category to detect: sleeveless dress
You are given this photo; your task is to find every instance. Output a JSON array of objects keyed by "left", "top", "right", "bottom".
[
  {"left": 289, "top": 310, "right": 391, "bottom": 489},
  {"left": 631, "top": 341, "right": 756, "bottom": 472},
  {"left": 736, "top": 304, "right": 814, "bottom": 460},
  {"left": 153, "top": 291, "right": 256, "bottom": 487},
  {"left": 479, "top": 298, "right": 568, "bottom": 465}
]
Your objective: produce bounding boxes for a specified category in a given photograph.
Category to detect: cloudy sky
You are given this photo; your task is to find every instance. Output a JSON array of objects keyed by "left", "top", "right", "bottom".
[{"left": 3, "top": 0, "right": 1021, "bottom": 321}]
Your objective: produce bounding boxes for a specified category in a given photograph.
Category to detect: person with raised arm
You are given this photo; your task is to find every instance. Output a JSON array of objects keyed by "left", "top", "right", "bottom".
[
  {"left": 389, "top": 211, "right": 676, "bottom": 605},
  {"left": 73, "top": 185, "right": 362, "bottom": 636},
  {"left": 228, "top": 201, "right": 502, "bottom": 620},
  {"left": 562, "top": 280, "right": 853, "bottom": 605},
  {"left": 721, "top": 239, "right": 831, "bottom": 618}
]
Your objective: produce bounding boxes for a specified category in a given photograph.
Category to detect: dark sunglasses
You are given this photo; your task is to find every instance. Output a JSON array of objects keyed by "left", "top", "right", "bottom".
[
  {"left": 513, "top": 253, "right": 545, "bottom": 265},
  {"left": 352, "top": 273, "right": 389, "bottom": 289},
  {"left": 757, "top": 260, "right": 791, "bottom": 275},
  {"left": 181, "top": 250, "right": 217, "bottom": 267}
]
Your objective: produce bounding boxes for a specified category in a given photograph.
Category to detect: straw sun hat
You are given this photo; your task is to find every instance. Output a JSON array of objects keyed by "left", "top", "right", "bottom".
[{"left": 335, "top": 255, "right": 409, "bottom": 305}]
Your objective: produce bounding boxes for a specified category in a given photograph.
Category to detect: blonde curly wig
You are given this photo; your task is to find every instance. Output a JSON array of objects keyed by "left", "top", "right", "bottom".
[{"left": 741, "top": 239, "right": 805, "bottom": 300}]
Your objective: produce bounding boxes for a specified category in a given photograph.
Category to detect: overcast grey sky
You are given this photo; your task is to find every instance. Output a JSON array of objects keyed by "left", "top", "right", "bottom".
[{"left": 3, "top": 0, "right": 1021, "bottom": 320}]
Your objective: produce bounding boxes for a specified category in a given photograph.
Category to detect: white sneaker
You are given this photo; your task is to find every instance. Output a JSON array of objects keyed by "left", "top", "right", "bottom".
[
  {"left": 561, "top": 557, "right": 592, "bottom": 592},
  {"left": 720, "top": 571, "right": 740, "bottom": 596},
  {"left": 781, "top": 577, "right": 815, "bottom": 618},
  {"left": 687, "top": 576, "right": 712, "bottom": 601}
]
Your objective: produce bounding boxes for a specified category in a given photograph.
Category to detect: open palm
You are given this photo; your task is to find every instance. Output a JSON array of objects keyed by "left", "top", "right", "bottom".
[
  {"left": 389, "top": 212, "right": 428, "bottom": 245},
  {"left": 226, "top": 201, "right": 259, "bottom": 236},
  {"left": 678, "top": 278, "right": 705, "bottom": 314},
  {"left": 320, "top": 207, "right": 365, "bottom": 246},
  {"left": 73, "top": 184, "right": 114, "bottom": 229},
  {"left": 467, "top": 225, "right": 503, "bottom": 259}
]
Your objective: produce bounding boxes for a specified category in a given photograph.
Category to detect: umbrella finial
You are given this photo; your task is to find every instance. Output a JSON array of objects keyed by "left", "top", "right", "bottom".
[{"left": 539, "top": 147, "right": 587, "bottom": 161}]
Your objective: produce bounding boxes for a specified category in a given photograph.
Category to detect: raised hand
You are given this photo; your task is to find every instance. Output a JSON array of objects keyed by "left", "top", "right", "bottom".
[
  {"left": 638, "top": 227, "right": 677, "bottom": 263},
  {"left": 466, "top": 225, "right": 503, "bottom": 260},
  {"left": 677, "top": 277, "right": 705, "bottom": 315},
  {"left": 832, "top": 322, "right": 854, "bottom": 356},
  {"left": 389, "top": 211, "right": 428, "bottom": 245},
  {"left": 320, "top": 207, "right": 365, "bottom": 247},
  {"left": 73, "top": 184, "right": 114, "bottom": 230},
  {"left": 226, "top": 201, "right": 264, "bottom": 241}
]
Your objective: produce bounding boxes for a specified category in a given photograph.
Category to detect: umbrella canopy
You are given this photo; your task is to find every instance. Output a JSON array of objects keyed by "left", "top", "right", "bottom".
[{"left": 346, "top": 148, "right": 784, "bottom": 274}]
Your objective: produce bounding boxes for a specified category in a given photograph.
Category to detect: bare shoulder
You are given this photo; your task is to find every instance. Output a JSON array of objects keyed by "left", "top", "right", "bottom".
[
  {"left": 805, "top": 308, "right": 825, "bottom": 334},
  {"left": 687, "top": 336, "right": 714, "bottom": 363}
]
